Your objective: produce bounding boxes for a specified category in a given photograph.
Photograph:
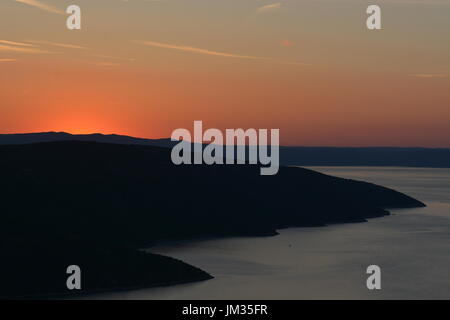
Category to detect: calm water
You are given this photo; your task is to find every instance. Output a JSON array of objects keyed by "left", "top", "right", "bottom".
[{"left": 91, "top": 167, "right": 450, "bottom": 299}]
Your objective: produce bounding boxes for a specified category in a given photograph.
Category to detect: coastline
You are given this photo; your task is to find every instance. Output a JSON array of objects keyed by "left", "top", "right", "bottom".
[{"left": 0, "top": 142, "right": 425, "bottom": 299}]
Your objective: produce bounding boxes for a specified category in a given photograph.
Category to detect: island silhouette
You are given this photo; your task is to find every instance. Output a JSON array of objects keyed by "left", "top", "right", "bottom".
[{"left": 0, "top": 135, "right": 426, "bottom": 298}]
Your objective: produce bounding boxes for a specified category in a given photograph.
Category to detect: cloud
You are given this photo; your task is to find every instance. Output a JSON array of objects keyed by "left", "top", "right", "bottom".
[
  {"left": 0, "top": 39, "right": 57, "bottom": 54},
  {"left": 15, "top": 0, "right": 64, "bottom": 15},
  {"left": 0, "top": 40, "right": 35, "bottom": 47},
  {"left": 0, "top": 44, "right": 56, "bottom": 54},
  {"left": 257, "top": 2, "right": 282, "bottom": 14},
  {"left": 134, "top": 40, "right": 309, "bottom": 66},
  {"left": 411, "top": 74, "right": 449, "bottom": 78},
  {"left": 0, "top": 58, "right": 17, "bottom": 62},
  {"left": 27, "top": 40, "right": 87, "bottom": 50},
  {"left": 92, "top": 54, "right": 135, "bottom": 62},
  {"left": 134, "top": 40, "right": 269, "bottom": 60}
]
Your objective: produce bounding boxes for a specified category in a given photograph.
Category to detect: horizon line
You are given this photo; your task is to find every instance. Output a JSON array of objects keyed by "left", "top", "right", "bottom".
[{"left": 0, "top": 131, "right": 449, "bottom": 149}]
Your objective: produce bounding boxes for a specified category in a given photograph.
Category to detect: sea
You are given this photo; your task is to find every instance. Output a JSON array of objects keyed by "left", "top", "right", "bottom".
[{"left": 90, "top": 167, "right": 450, "bottom": 299}]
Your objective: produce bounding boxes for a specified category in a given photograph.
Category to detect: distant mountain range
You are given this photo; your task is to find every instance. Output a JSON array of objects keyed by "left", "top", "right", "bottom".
[
  {"left": 1, "top": 132, "right": 449, "bottom": 168},
  {"left": 0, "top": 132, "right": 175, "bottom": 148}
]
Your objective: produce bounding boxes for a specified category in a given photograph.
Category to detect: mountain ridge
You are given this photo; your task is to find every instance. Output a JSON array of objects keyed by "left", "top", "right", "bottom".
[{"left": 1, "top": 132, "right": 449, "bottom": 168}]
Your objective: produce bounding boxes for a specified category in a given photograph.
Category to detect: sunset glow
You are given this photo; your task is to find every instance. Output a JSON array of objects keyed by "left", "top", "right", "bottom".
[{"left": 1, "top": 0, "right": 449, "bottom": 146}]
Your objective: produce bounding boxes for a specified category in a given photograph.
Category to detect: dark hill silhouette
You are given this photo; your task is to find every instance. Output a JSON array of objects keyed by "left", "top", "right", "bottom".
[
  {"left": 0, "top": 141, "right": 425, "bottom": 298},
  {"left": 0, "top": 131, "right": 174, "bottom": 148},
  {"left": 1, "top": 132, "right": 449, "bottom": 167}
]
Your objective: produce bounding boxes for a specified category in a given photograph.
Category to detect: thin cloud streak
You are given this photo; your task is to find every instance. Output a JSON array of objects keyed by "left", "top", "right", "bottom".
[
  {"left": 27, "top": 40, "right": 87, "bottom": 50},
  {"left": 411, "top": 74, "right": 449, "bottom": 78},
  {"left": 0, "top": 58, "right": 17, "bottom": 62},
  {"left": 0, "top": 40, "right": 35, "bottom": 47},
  {"left": 92, "top": 54, "right": 135, "bottom": 62},
  {"left": 256, "top": 2, "right": 282, "bottom": 13},
  {"left": 134, "top": 40, "right": 268, "bottom": 60},
  {"left": 0, "top": 44, "right": 56, "bottom": 54},
  {"left": 15, "top": 0, "right": 64, "bottom": 15},
  {"left": 133, "top": 40, "right": 309, "bottom": 66}
]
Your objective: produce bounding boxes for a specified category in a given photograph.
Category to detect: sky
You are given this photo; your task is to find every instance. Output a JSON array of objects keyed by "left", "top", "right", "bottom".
[{"left": 0, "top": 0, "right": 449, "bottom": 147}]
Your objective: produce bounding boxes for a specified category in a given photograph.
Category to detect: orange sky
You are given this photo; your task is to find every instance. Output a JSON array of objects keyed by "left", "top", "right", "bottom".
[{"left": 1, "top": 0, "right": 449, "bottom": 147}]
